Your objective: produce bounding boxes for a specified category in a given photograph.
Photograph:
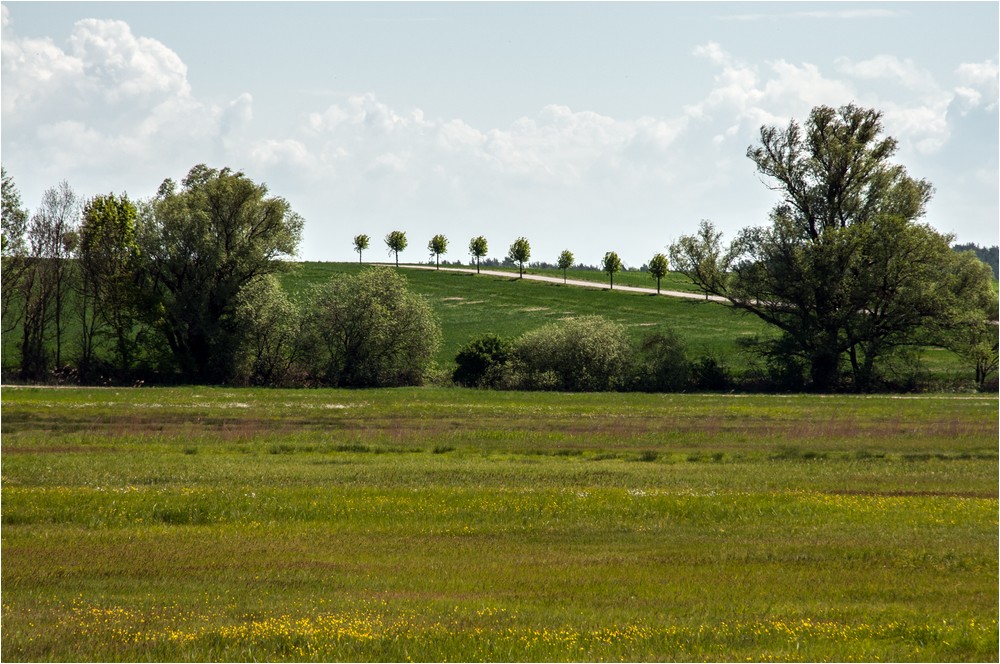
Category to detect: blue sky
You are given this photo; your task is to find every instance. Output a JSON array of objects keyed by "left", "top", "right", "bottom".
[{"left": 2, "top": 1, "right": 997, "bottom": 265}]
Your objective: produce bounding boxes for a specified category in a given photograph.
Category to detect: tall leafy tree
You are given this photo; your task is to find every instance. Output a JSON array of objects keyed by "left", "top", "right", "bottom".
[
  {"left": 469, "top": 235, "right": 488, "bottom": 273},
  {"left": 648, "top": 253, "right": 668, "bottom": 294},
  {"left": 507, "top": 237, "right": 531, "bottom": 278},
  {"left": 601, "top": 251, "right": 622, "bottom": 289},
  {"left": 353, "top": 234, "right": 370, "bottom": 263},
  {"left": 671, "top": 104, "right": 993, "bottom": 391},
  {"left": 428, "top": 234, "right": 448, "bottom": 269},
  {"left": 557, "top": 249, "right": 574, "bottom": 283},
  {"left": 136, "top": 165, "right": 303, "bottom": 383},
  {"left": 2, "top": 167, "right": 30, "bottom": 334},
  {"left": 78, "top": 193, "right": 140, "bottom": 376}
]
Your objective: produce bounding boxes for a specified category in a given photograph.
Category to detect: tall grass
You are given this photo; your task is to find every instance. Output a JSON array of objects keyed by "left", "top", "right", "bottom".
[{"left": 2, "top": 387, "right": 997, "bottom": 661}]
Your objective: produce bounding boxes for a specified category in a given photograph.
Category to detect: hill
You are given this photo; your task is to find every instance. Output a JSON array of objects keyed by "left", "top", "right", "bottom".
[{"left": 280, "top": 262, "right": 969, "bottom": 383}]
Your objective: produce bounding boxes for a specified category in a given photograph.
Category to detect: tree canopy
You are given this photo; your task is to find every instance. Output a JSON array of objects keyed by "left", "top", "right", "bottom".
[
  {"left": 137, "top": 164, "right": 303, "bottom": 383},
  {"left": 670, "top": 104, "right": 997, "bottom": 391},
  {"left": 508, "top": 237, "right": 531, "bottom": 278}
]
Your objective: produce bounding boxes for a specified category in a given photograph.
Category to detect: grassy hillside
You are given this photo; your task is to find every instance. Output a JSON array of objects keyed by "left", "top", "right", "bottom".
[{"left": 281, "top": 262, "right": 969, "bottom": 383}]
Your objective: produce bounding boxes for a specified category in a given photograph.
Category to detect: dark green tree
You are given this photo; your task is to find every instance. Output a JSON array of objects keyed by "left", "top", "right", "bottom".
[
  {"left": 671, "top": 104, "right": 988, "bottom": 391},
  {"left": 453, "top": 333, "right": 513, "bottom": 387},
  {"left": 2, "top": 167, "right": 30, "bottom": 335},
  {"left": 136, "top": 164, "right": 303, "bottom": 383}
]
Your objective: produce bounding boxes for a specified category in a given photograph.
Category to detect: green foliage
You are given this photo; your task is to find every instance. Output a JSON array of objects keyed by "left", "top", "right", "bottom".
[
  {"left": 452, "top": 333, "right": 513, "bottom": 387},
  {"left": 385, "top": 230, "right": 407, "bottom": 266},
  {"left": 1, "top": 166, "right": 29, "bottom": 258},
  {"left": 135, "top": 164, "right": 303, "bottom": 383},
  {"left": 672, "top": 105, "right": 994, "bottom": 392},
  {"left": 428, "top": 233, "right": 448, "bottom": 268},
  {"left": 353, "top": 234, "right": 370, "bottom": 263},
  {"left": 231, "top": 275, "right": 302, "bottom": 386},
  {"left": 647, "top": 253, "right": 669, "bottom": 293},
  {"left": 630, "top": 329, "right": 689, "bottom": 391},
  {"left": 601, "top": 251, "right": 622, "bottom": 289},
  {"left": 557, "top": 249, "right": 574, "bottom": 283},
  {"left": 78, "top": 193, "right": 140, "bottom": 376},
  {"left": 503, "top": 315, "right": 632, "bottom": 391},
  {"left": 507, "top": 236, "right": 531, "bottom": 277},
  {"left": 468, "top": 235, "right": 488, "bottom": 273},
  {"left": 301, "top": 266, "right": 442, "bottom": 387}
]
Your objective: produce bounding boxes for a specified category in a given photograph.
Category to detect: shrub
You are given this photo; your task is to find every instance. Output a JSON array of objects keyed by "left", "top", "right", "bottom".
[
  {"left": 301, "top": 267, "right": 441, "bottom": 387},
  {"left": 453, "top": 333, "right": 513, "bottom": 387},
  {"left": 690, "top": 355, "right": 732, "bottom": 391},
  {"left": 503, "top": 316, "right": 632, "bottom": 391},
  {"left": 630, "top": 329, "right": 689, "bottom": 392}
]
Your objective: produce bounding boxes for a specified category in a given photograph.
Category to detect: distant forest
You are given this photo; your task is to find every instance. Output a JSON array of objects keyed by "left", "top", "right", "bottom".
[{"left": 953, "top": 243, "right": 999, "bottom": 279}]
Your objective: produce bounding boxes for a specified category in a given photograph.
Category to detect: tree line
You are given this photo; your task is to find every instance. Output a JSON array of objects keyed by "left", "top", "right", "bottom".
[{"left": 2, "top": 104, "right": 997, "bottom": 391}]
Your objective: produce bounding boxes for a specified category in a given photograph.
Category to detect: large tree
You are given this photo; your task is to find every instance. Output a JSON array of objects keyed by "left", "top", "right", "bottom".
[
  {"left": 2, "top": 167, "right": 30, "bottom": 335},
  {"left": 17, "top": 182, "right": 80, "bottom": 379},
  {"left": 671, "top": 104, "right": 994, "bottom": 391},
  {"left": 136, "top": 165, "right": 303, "bottom": 383},
  {"left": 78, "top": 193, "right": 140, "bottom": 376}
]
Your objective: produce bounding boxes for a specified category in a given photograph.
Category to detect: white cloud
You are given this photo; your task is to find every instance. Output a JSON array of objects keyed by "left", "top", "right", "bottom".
[
  {"left": 954, "top": 60, "right": 999, "bottom": 111},
  {"left": 835, "top": 55, "right": 937, "bottom": 92},
  {"left": 1, "top": 9, "right": 251, "bottom": 193}
]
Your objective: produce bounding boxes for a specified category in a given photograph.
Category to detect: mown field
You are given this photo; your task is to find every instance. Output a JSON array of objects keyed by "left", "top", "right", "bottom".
[{"left": 2, "top": 386, "right": 997, "bottom": 661}]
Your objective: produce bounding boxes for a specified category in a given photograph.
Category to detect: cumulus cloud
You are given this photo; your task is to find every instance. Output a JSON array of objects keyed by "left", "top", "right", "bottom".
[{"left": 1, "top": 8, "right": 251, "bottom": 193}]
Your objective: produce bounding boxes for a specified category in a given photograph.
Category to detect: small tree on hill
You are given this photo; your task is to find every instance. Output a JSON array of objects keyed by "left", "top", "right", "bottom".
[
  {"left": 602, "top": 251, "right": 622, "bottom": 289},
  {"left": 557, "top": 249, "right": 574, "bottom": 283},
  {"left": 428, "top": 234, "right": 448, "bottom": 269},
  {"left": 648, "top": 253, "right": 668, "bottom": 294},
  {"left": 385, "top": 230, "right": 407, "bottom": 267},
  {"left": 508, "top": 237, "right": 531, "bottom": 278},
  {"left": 353, "top": 234, "right": 370, "bottom": 263},
  {"left": 469, "top": 236, "right": 488, "bottom": 273}
]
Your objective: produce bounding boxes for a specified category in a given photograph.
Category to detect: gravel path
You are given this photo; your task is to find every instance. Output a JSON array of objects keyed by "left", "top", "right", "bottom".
[{"left": 378, "top": 263, "right": 728, "bottom": 303}]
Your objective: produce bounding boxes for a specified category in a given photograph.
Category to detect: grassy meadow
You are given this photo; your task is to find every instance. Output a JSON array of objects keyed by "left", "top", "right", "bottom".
[
  {"left": 279, "top": 262, "right": 971, "bottom": 384},
  {"left": 2, "top": 386, "right": 997, "bottom": 661}
]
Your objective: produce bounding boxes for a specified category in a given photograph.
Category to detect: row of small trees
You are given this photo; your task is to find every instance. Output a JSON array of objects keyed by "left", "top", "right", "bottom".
[{"left": 351, "top": 231, "right": 672, "bottom": 291}]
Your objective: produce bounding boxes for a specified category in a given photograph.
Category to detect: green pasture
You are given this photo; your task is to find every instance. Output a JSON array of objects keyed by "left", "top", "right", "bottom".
[
  {"left": 281, "top": 263, "right": 970, "bottom": 383},
  {"left": 2, "top": 386, "right": 997, "bottom": 661}
]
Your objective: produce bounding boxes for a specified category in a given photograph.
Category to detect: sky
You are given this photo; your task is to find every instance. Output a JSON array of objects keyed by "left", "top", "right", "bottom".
[{"left": 2, "top": 1, "right": 998, "bottom": 266}]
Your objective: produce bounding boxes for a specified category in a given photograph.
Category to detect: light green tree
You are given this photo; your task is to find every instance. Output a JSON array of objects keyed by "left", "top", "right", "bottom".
[
  {"left": 601, "top": 251, "right": 622, "bottom": 289},
  {"left": 557, "top": 249, "right": 574, "bottom": 284},
  {"left": 507, "top": 237, "right": 531, "bottom": 278},
  {"left": 469, "top": 235, "right": 488, "bottom": 273},
  {"left": 353, "top": 234, "right": 370, "bottom": 263},
  {"left": 647, "top": 253, "right": 669, "bottom": 294},
  {"left": 78, "top": 193, "right": 140, "bottom": 375},
  {"left": 428, "top": 234, "right": 448, "bottom": 269},
  {"left": 301, "top": 266, "right": 441, "bottom": 387},
  {"left": 385, "top": 230, "right": 407, "bottom": 267}
]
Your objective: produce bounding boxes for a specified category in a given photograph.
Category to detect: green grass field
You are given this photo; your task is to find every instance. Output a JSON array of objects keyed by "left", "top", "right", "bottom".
[{"left": 2, "top": 386, "right": 996, "bottom": 661}]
